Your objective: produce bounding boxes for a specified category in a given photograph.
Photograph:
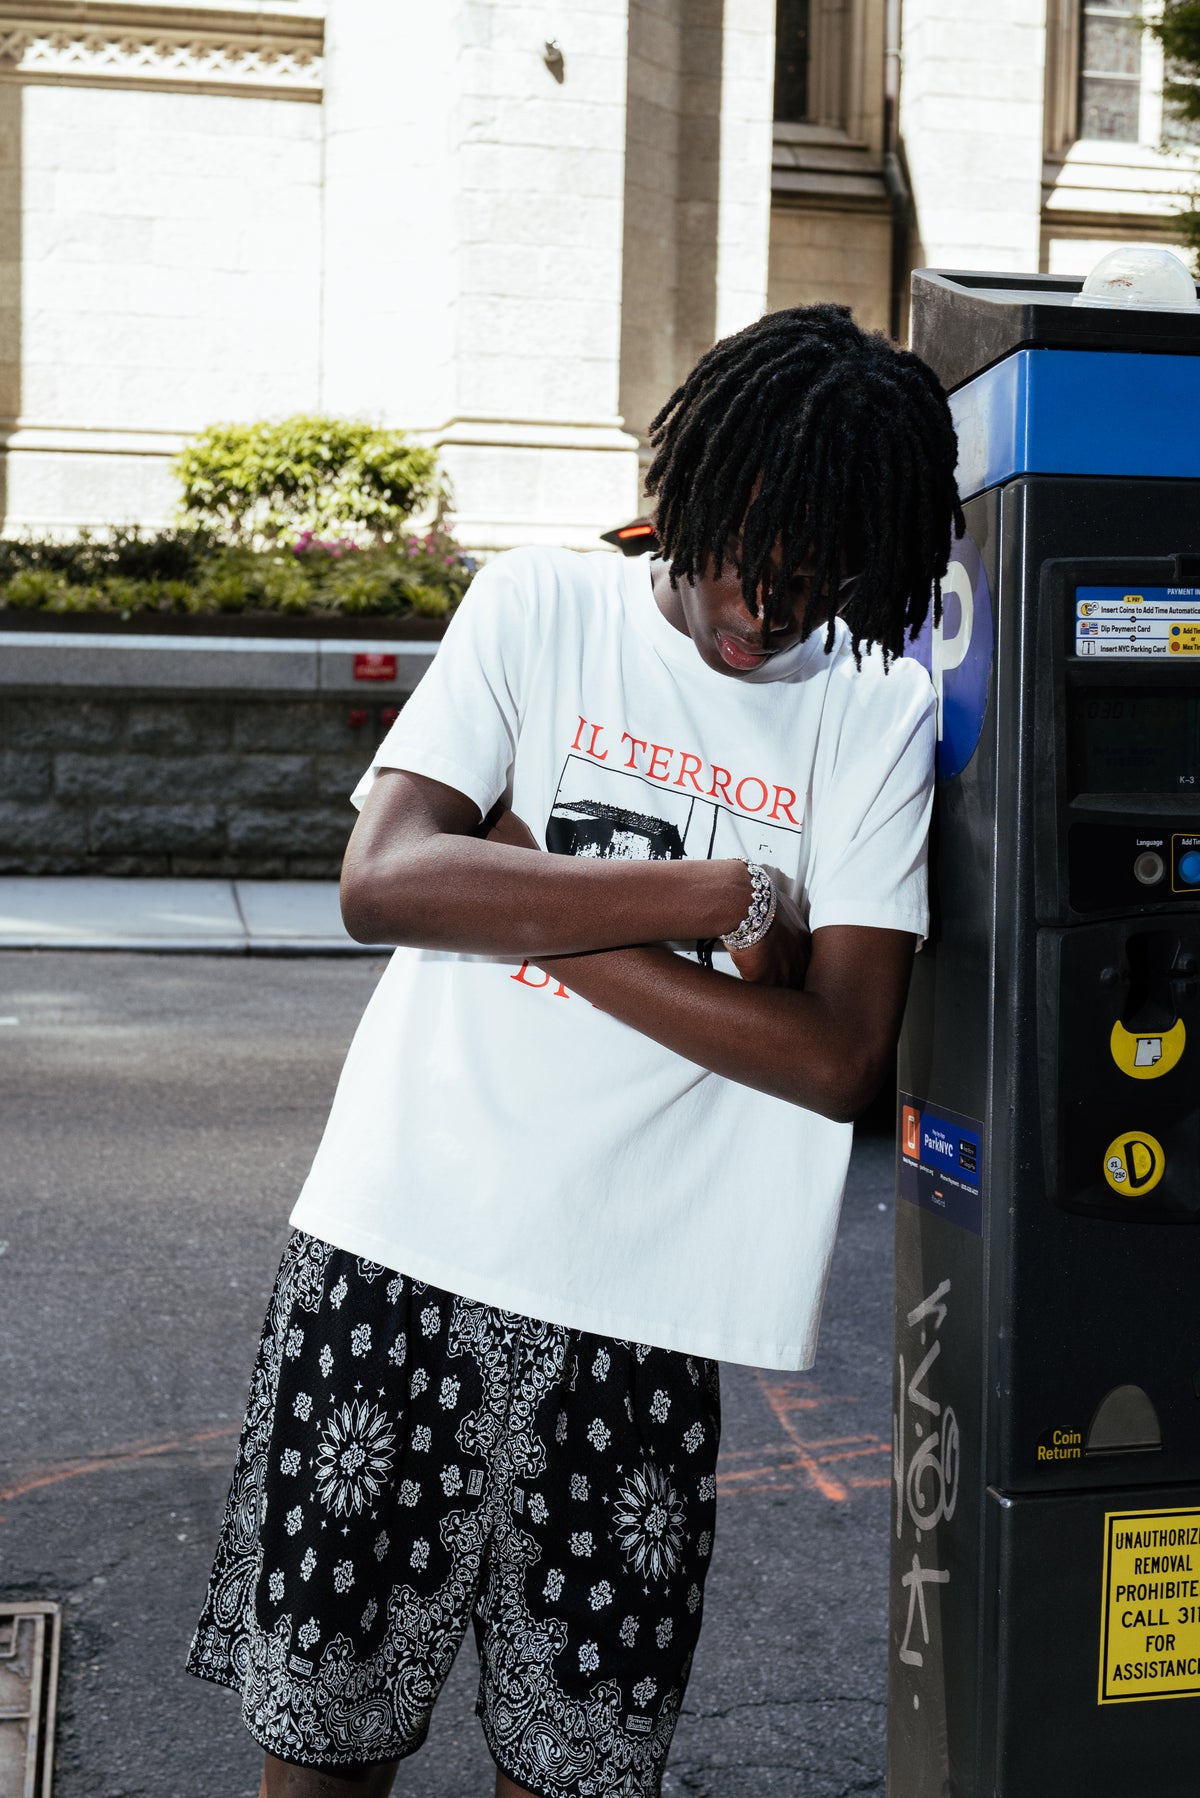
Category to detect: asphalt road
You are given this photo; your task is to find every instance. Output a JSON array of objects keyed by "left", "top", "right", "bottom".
[{"left": 0, "top": 951, "right": 897, "bottom": 1798}]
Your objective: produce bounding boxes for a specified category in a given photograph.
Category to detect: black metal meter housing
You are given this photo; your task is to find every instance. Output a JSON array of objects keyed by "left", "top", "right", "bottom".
[{"left": 889, "top": 270, "right": 1200, "bottom": 1797}]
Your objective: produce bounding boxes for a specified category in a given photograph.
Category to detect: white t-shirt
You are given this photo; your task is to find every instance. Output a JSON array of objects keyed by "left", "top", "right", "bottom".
[{"left": 290, "top": 546, "right": 935, "bottom": 1369}]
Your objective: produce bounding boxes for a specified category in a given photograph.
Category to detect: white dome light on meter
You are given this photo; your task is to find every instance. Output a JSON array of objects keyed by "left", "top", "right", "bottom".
[{"left": 1072, "top": 244, "right": 1200, "bottom": 313}]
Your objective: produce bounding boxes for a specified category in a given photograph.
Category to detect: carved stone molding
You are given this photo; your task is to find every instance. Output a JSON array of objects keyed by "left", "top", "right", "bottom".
[
  {"left": 0, "top": 4, "right": 324, "bottom": 100},
  {"left": 772, "top": 122, "right": 889, "bottom": 213}
]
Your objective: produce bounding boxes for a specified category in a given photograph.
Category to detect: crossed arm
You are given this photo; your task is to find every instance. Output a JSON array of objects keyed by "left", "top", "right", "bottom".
[{"left": 340, "top": 768, "right": 917, "bottom": 1123}]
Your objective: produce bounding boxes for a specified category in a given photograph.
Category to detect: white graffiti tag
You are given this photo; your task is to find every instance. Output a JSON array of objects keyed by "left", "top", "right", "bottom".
[
  {"left": 899, "top": 1555, "right": 951, "bottom": 1667},
  {"left": 893, "top": 1279, "right": 959, "bottom": 1671}
]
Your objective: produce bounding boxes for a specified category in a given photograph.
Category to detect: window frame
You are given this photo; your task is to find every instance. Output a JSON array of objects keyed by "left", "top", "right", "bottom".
[
  {"left": 772, "top": 0, "right": 885, "bottom": 143},
  {"left": 1045, "top": 0, "right": 1168, "bottom": 153},
  {"left": 1041, "top": 0, "right": 1200, "bottom": 275}
]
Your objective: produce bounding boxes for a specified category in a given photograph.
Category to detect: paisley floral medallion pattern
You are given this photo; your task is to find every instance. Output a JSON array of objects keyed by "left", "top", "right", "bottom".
[
  {"left": 314, "top": 1399, "right": 395, "bottom": 1515},
  {"left": 612, "top": 1465, "right": 686, "bottom": 1583},
  {"left": 187, "top": 1232, "right": 720, "bottom": 1796}
]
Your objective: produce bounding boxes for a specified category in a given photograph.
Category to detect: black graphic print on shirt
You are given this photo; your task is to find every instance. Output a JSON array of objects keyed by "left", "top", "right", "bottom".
[{"left": 547, "top": 751, "right": 802, "bottom": 877}]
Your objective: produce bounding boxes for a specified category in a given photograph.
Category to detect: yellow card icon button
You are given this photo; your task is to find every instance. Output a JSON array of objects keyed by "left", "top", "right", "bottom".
[
  {"left": 1109, "top": 1018, "right": 1185, "bottom": 1080},
  {"left": 1103, "top": 1131, "right": 1166, "bottom": 1197}
]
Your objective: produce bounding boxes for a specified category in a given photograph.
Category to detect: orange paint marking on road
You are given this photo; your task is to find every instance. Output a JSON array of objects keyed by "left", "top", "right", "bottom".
[
  {"left": 716, "top": 1443, "right": 811, "bottom": 1491},
  {"left": 814, "top": 1445, "right": 890, "bottom": 1465},
  {"left": 786, "top": 1433, "right": 878, "bottom": 1451},
  {"left": 716, "top": 1443, "right": 888, "bottom": 1494},
  {"left": 718, "top": 1481, "right": 819, "bottom": 1497},
  {"left": 718, "top": 1457, "right": 807, "bottom": 1486},
  {"left": 757, "top": 1388, "right": 862, "bottom": 1414},
  {"left": 734, "top": 1394, "right": 824, "bottom": 1411},
  {"left": 751, "top": 1373, "right": 849, "bottom": 1502},
  {"left": 718, "top": 1444, "right": 798, "bottom": 1461},
  {"left": 714, "top": 1378, "right": 892, "bottom": 1504},
  {"left": 0, "top": 1425, "right": 239, "bottom": 1506}
]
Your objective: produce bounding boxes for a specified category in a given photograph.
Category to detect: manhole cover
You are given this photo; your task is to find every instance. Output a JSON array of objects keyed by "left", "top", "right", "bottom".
[{"left": 0, "top": 1605, "right": 59, "bottom": 1798}]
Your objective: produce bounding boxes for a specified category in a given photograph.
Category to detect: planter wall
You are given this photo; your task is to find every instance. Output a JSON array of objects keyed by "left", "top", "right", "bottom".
[{"left": 1, "top": 631, "right": 435, "bottom": 878}]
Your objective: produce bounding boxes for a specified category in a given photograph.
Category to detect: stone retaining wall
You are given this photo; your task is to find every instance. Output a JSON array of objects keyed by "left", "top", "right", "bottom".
[{"left": 2, "top": 633, "right": 424, "bottom": 878}]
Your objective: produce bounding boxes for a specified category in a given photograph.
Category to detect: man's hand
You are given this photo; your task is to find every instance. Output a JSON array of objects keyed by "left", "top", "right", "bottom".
[
  {"left": 340, "top": 771, "right": 749, "bottom": 953},
  {"left": 346, "top": 783, "right": 912, "bottom": 1119},
  {"left": 489, "top": 807, "right": 812, "bottom": 989},
  {"left": 480, "top": 807, "right": 909, "bottom": 1121},
  {"left": 728, "top": 883, "right": 811, "bottom": 988}
]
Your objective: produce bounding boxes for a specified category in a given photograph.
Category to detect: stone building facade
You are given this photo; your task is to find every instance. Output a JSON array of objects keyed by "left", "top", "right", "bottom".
[{"left": 0, "top": 0, "right": 1196, "bottom": 554}]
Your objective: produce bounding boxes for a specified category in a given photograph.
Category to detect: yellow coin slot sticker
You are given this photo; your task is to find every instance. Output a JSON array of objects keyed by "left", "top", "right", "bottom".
[
  {"left": 1099, "top": 1507, "right": 1200, "bottom": 1703},
  {"left": 1110, "top": 1019, "right": 1186, "bottom": 1080},
  {"left": 1103, "top": 1131, "right": 1165, "bottom": 1197}
]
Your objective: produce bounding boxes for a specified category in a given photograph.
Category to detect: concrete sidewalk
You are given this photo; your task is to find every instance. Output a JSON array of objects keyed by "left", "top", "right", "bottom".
[{"left": 0, "top": 877, "right": 388, "bottom": 953}]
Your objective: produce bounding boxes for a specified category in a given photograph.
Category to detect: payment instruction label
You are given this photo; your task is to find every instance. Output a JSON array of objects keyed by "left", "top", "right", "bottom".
[
  {"left": 1076, "top": 586, "right": 1200, "bottom": 658},
  {"left": 897, "top": 1093, "right": 983, "bottom": 1234},
  {"left": 1098, "top": 1506, "right": 1200, "bottom": 1703}
]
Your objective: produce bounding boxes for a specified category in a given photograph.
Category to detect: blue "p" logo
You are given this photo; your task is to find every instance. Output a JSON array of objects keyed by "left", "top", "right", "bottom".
[{"left": 907, "top": 529, "right": 994, "bottom": 781}]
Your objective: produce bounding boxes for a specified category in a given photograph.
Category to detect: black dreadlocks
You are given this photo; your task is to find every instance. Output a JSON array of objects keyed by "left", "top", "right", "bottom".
[{"left": 645, "top": 304, "right": 964, "bottom": 665}]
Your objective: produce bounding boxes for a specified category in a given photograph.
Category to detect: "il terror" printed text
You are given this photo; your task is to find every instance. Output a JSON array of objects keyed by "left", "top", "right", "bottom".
[{"left": 569, "top": 715, "right": 802, "bottom": 826}]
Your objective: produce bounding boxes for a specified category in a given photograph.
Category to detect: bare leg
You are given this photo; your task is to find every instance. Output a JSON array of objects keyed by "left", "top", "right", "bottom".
[
  {"left": 260, "top": 1751, "right": 400, "bottom": 1797},
  {"left": 494, "top": 1770, "right": 540, "bottom": 1798}
]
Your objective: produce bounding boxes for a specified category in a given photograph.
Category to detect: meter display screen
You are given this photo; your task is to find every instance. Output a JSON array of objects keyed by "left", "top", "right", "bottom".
[{"left": 1068, "top": 687, "right": 1200, "bottom": 796}]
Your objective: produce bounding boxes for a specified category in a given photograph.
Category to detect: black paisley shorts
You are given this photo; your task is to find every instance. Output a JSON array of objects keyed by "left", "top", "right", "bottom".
[{"left": 186, "top": 1230, "right": 721, "bottom": 1797}]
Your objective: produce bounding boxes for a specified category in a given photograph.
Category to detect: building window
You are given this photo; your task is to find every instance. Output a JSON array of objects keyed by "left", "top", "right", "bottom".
[
  {"left": 1079, "top": 0, "right": 1144, "bottom": 141},
  {"left": 1046, "top": 0, "right": 1200, "bottom": 169},
  {"left": 774, "top": 0, "right": 810, "bottom": 123}
]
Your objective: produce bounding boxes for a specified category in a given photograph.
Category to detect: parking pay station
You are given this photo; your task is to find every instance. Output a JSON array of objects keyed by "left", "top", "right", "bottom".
[{"left": 889, "top": 261, "right": 1200, "bottom": 1796}]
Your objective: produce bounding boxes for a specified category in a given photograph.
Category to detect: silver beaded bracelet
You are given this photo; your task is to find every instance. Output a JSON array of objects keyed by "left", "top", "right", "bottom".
[{"left": 721, "top": 860, "right": 777, "bottom": 952}]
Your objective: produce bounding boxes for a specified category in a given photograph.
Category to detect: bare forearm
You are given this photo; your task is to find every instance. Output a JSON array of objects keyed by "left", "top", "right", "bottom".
[
  {"left": 342, "top": 832, "right": 748, "bottom": 957},
  {"left": 538, "top": 945, "right": 888, "bottom": 1120},
  {"left": 342, "top": 776, "right": 912, "bottom": 1103}
]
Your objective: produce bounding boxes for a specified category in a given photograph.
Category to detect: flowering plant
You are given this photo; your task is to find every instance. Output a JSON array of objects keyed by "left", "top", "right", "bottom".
[{"left": 0, "top": 526, "right": 476, "bottom": 621}]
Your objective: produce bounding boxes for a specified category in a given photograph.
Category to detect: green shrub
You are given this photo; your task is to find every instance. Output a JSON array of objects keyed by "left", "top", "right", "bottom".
[
  {"left": 0, "top": 528, "right": 475, "bottom": 621},
  {"left": 173, "top": 415, "right": 441, "bottom": 545},
  {"left": 0, "top": 526, "right": 214, "bottom": 588}
]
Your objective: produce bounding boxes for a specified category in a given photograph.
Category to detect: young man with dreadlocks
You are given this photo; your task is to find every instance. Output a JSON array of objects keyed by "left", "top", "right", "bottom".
[{"left": 188, "top": 304, "right": 961, "bottom": 1798}]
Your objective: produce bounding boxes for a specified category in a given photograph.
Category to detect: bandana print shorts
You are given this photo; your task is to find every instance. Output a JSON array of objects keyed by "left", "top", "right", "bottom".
[{"left": 187, "top": 1231, "right": 721, "bottom": 1797}]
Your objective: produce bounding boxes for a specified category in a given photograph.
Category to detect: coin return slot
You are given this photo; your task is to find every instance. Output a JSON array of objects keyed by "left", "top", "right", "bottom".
[{"left": 1085, "top": 1383, "right": 1163, "bottom": 1455}]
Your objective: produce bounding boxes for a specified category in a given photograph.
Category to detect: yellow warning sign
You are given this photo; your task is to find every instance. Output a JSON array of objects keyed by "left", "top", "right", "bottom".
[
  {"left": 1102, "top": 1130, "right": 1165, "bottom": 1196},
  {"left": 1099, "top": 1507, "right": 1200, "bottom": 1703},
  {"left": 1110, "top": 1019, "right": 1186, "bottom": 1080}
]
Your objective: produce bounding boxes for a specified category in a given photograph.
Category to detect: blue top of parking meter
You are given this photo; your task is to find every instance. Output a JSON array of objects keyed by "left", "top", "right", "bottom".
[
  {"left": 910, "top": 269, "right": 1200, "bottom": 502},
  {"left": 912, "top": 269, "right": 1200, "bottom": 391},
  {"left": 950, "top": 347, "right": 1200, "bottom": 501}
]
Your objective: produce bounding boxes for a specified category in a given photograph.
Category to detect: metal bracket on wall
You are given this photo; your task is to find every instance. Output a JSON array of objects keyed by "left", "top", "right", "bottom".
[{"left": 0, "top": 1604, "right": 60, "bottom": 1798}]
